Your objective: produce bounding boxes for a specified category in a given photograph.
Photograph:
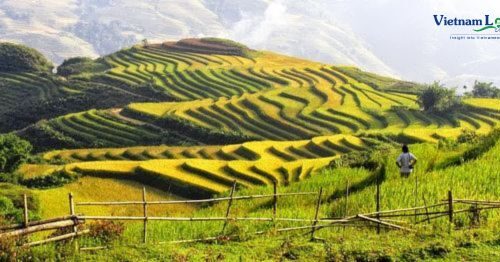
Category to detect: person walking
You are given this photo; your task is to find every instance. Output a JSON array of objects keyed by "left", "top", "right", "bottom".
[{"left": 396, "top": 144, "right": 417, "bottom": 177}]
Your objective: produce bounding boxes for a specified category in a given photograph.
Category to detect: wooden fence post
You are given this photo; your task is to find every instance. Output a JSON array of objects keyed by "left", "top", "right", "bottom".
[
  {"left": 471, "top": 203, "right": 480, "bottom": 226},
  {"left": 273, "top": 181, "right": 278, "bottom": 226},
  {"left": 345, "top": 180, "right": 349, "bottom": 217},
  {"left": 23, "top": 194, "right": 29, "bottom": 228},
  {"left": 221, "top": 181, "right": 237, "bottom": 235},
  {"left": 447, "top": 190, "right": 453, "bottom": 224},
  {"left": 422, "top": 195, "right": 431, "bottom": 224},
  {"left": 68, "top": 193, "right": 78, "bottom": 251},
  {"left": 376, "top": 179, "right": 381, "bottom": 234},
  {"left": 310, "top": 187, "right": 323, "bottom": 241},
  {"left": 142, "top": 187, "right": 148, "bottom": 244},
  {"left": 414, "top": 172, "right": 418, "bottom": 223},
  {"left": 273, "top": 181, "right": 278, "bottom": 223}
]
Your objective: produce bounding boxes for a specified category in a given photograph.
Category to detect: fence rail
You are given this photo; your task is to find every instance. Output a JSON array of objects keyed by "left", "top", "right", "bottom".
[
  {"left": 1, "top": 189, "right": 499, "bottom": 251},
  {"left": 74, "top": 192, "right": 318, "bottom": 206}
]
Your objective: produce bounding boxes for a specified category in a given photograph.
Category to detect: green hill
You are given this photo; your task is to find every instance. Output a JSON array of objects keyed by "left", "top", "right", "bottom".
[{"left": 0, "top": 42, "right": 53, "bottom": 73}]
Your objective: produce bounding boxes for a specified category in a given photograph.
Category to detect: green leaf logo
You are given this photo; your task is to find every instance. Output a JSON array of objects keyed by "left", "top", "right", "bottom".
[{"left": 474, "top": 17, "right": 500, "bottom": 32}]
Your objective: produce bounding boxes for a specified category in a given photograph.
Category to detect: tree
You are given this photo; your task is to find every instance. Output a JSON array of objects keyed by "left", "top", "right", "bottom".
[
  {"left": 0, "top": 42, "right": 53, "bottom": 72},
  {"left": 471, "top": 81, "right": 500, "bottom": 98},
  {"left": 418, "top": 82, "right": 462, "bottom": 113},
  {"left": 0, "top": 134, "right": 32, "bottom": 173}
]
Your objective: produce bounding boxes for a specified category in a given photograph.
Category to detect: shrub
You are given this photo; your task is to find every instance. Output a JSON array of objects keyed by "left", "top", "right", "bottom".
[
  {"left": 437, "top": 138, "right": 458, "bottom": 150},
  {"left": 457, "top": 129, "right": 479, "bottom": 144},
  {"left": 57, "top": 57, "right": 109, "bottom": 77},
  {"left": 18, "top": 121, "right": 83, "bottom": 153},
  {"left": 0, "top": 134, "right": 32, "bottom": 173},
  {"left": 0, "top": 235, "right": 20, "bottom": 262},
  {"left": 88, "top": 220, "right": 125, "bottom": 243},
  {"left": 0, "top": 42, "right": 53, "bottom": 72},
  {"left": 471, "top": 80, "right": 500, "bottom": 98},
  {"left": 0, "top": 172, "right": 22, "bottom": 184},
  {"left": 418, "top": 82, "right": 462, "bottom": 113},
  {"left": 21, "top": 170, "right": 78, "bottom": 189},
  {"left": 330, "top": 144, "right": 392, "bottom": 170},
  {"left": 0, "top": 184, "right": 40, "bottom": 224},
  {"left": 0, "top": 196, "right": 16, "bottom": 216}
]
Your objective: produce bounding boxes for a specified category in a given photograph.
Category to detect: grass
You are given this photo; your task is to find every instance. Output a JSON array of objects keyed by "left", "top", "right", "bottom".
[
  {"left": 17, "top": 137, "right": 500, "bottom": 261},
  {"left": 35, "top": 176, "right": 195, "bottom": 218}
]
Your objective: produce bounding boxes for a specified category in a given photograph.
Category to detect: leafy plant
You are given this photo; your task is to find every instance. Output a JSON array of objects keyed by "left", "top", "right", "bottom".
[
  {"left": 57, "top": 57, "right": 109, "bottom": 77},
  {"left": 418, "top": 82, "right": 462, "bottom": 113},
  {"left": 0, "top": 134, "right": 32, "bottom": 173},
  {"left": 470, "top": 80, "right": 500, "bottom": 98},
  {"left": 88, "top": 220, "right": 125, "bottom": 243},
  {"left": 21, "top": 170, "right": 78, "bottom": 189},
  {"left": 0, "top": 42, "right": 53, "bottom": 72}
]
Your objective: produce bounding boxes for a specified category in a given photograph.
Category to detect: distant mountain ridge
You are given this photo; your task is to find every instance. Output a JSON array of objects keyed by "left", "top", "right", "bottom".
[{"left": 0, "top": 0, "right": 396, "bottom": 78}]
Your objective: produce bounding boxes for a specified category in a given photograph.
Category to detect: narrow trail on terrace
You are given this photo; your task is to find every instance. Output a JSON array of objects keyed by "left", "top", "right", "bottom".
[{"left": 110, "top": 108, "right": 148, "bottom": 125}]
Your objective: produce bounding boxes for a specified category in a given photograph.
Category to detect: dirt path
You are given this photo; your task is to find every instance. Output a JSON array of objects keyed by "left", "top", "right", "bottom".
[{"left": 109, "top": 108, "right": 148, "bottom": 125}]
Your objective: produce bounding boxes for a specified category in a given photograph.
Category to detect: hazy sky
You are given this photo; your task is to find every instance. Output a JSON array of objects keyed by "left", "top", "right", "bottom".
[
  {"left": 1, "top": 0, "right": 499, "bottom": 87},
  {"left": 316, "top": 0, "right": 500, "bottom": 87}
]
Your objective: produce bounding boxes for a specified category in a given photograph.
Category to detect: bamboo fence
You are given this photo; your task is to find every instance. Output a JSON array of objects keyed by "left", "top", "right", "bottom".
[{"left": 1, "top": 189, "right": 498, "bottom": 251}]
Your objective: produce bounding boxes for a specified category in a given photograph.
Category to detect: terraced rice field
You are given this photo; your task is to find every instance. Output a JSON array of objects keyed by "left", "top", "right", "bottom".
[
  {"left": 0, "top": 72, "right": 68, "bottom": 112},
  {"left": 39, "top": 135, "right": 367, "bottom": 197},
  {"left": 41, "top": 44, "right": 500, "bottom": 146},
  {"left": 24, "top": 39, "right": 500, "bottom": 197},
  {"left": 47, "top": 110, "right": 164, "bottom": 147}
]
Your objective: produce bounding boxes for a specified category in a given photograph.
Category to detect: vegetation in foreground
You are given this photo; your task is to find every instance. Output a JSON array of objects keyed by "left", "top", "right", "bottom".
[{"left": 2, "top": 130, "right": 499, "bottom": 261}]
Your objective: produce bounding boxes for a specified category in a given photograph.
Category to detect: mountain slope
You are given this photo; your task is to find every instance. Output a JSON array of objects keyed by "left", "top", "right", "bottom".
[
  {"left": 0, "top": 0, "right": 395, "bottom": 77},
  {"left": 19, "top": 39, "right": 499, "bottom": 152},
  {"left": 7, "top": 38, "right": 498, "bottom": 199}
]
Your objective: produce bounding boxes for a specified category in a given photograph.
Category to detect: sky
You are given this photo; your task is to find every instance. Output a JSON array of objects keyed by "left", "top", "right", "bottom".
[{"left": 1, "top": 0, "right": 499, "bottom": 88}]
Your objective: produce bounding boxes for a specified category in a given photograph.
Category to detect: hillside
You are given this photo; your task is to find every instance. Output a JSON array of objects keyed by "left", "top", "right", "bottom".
[
  {"left": 16, "top": 39, "right": 499, "bottom": 152},
  {"left": 1, "top": 39, "right": 498, "bottom": 198}
]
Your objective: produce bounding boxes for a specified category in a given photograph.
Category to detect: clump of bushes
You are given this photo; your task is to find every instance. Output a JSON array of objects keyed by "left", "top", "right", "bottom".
[
  {"left": 330, "top": 144, "right": 393, "bottom": 170},
  {"left": 0, "top": 235, "right": 22, "bottom": 261},
  {"left": 0, "top": 42, "right": 53, "bottom": 72},
  {"left": 0, "top": 134, "right": 32, "bottom": 178},
  {"left": 21, "top": 170, "right": 78, "bottom": 189},
  {"left": 57, "top": 57, "right": 109, "bottom": 77},
  {"left": 467, "top": 80, "right": 500, "bottom": 98},
  {"left": 418, "top": 82, "right": 462, "bottom": 114},
  {"left": 456, "top": 129, "right": 480, "bottom": 144},
  {"left": 0, "top": 196, "right": 21, "bottom": 222},
  {"left": 0, "top": 183, "right": 40, "bottom": 224},
  {"left": 88, "top": 220, "right": 125, "bottom": 243}
]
